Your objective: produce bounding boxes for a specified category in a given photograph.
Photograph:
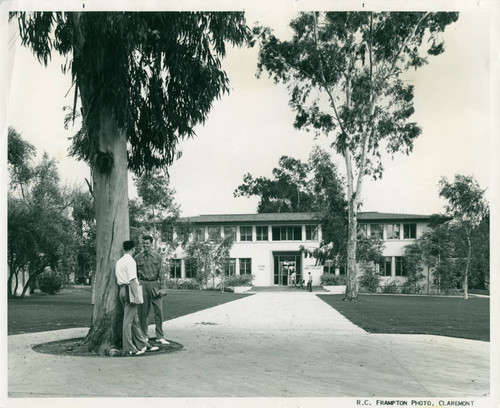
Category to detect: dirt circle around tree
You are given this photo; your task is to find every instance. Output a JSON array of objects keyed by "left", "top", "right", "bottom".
[{"left": 33, "top": 337, "right": 184, "bottom": 357}]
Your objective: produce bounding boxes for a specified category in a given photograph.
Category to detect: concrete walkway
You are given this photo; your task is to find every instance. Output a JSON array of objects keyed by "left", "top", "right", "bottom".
[{"left": 8, "top": 292, "right": 489, "bottom": 398}]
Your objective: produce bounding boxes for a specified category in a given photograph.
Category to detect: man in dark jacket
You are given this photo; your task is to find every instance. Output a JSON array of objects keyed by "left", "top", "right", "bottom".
[{"left": 135, "top": 235, "right": 170, "bottom": 345}]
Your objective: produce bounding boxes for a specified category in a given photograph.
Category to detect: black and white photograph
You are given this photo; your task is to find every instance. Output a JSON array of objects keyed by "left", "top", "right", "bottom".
[{"left": 2, "top": 1, "right": 498, "bottom": 407}]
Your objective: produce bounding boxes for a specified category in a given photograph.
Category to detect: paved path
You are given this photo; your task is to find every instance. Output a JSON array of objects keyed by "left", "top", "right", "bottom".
[{"left": 8, "top": 292, "right": 489, "bottom": 398}]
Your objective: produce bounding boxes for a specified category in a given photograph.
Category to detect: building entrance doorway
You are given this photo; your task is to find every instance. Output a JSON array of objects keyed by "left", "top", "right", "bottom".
[{"left": 273, "top": 252, "right": 301, "bottom": 286}]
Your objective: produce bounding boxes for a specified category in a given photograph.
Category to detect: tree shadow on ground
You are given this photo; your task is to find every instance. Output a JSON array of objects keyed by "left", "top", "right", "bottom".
[{"left": 33, "top": 337, "right": 183, "bottom": 357}]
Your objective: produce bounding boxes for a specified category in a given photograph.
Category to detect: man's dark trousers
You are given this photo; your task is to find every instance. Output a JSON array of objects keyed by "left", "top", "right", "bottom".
[{"left": 138, "top": 280, "right": 164, "bottom": 339}]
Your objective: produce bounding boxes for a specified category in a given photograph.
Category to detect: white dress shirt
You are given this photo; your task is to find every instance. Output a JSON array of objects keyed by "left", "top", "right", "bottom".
[{"left": 115, "top": 253, "right": 137, "bottom": 285}]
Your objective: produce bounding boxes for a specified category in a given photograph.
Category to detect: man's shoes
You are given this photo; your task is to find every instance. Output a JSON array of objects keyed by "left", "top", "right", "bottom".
[
  {"left": 141, "top": 346, "right": 160, "bottom": 352},
  {"left": 125, "top": 349, "right": 145, "bottom": 356},
  {"left": 157, "top": 338, "right": 170, "bottom": 345}
]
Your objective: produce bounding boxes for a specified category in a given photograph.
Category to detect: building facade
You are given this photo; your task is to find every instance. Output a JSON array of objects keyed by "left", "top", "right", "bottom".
[{"left": 169, "top": 212, "right": 432, "bottom": 288}]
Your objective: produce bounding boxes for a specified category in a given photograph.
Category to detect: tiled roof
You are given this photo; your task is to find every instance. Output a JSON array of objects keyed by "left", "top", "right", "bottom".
[
  {"left": 180, "top": 212, "right": 322, "bottom": 224},
  {"left": 358, "top": 212, "right": 432, "bottom": 221},
  {"left": 180, "top": 211, "right": 432, "bottom": 224}
]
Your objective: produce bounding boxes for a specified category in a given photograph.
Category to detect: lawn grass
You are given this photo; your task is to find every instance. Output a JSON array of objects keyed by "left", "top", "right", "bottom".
[
  {"left": 317, "top": 294, "right": 489, "bottom": 341},
  {"left": 8, "top": 286, "right": 251, "bottom": 335}
]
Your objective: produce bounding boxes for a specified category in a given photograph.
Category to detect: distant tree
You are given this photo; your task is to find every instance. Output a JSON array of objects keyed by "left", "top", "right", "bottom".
[
  {"left": 438, "top": 175, "right": 488, "bottom": 299},
  {"left": 212, "top": 236, "right": 235, "bottom": 293},
  {"left": 469, "top": 211, "right": 489, "bottom": 290},
  {"left": 70, "top": 187, "right": 96, "bottom": 285},
  {"left": 14, "top": 11, "right": 249, "bottom": 353},
  {"left": 130, "top": 168, "right": 180, "bottom": 253},
  {"left": 236, "top": 146, "right": 348, "bottom": 269},
  {"left": 254, "top": 11, "right": 458, "bottom": 300},
  {"left": 183, "top": 235, "right": 235, "bottom": 290},
  {"left": 234, "top": 155, "right": 311, "bottom": 213},
  {"left": 7, "top": 136, "right": 74, "bottom": 298},
  {"left": 7, "top": 127, "right": 36, "bottom": 200},
  {"left": 402, "top": 242, "right": 426, "bottom": 294}
]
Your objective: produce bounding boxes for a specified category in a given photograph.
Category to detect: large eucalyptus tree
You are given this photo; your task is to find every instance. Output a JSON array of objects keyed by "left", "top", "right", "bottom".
[
  {"left": 254, "top": 11, "right": 458, "bottom": 300},
  {"left": 13, "top": 11, "right": 249, "bottom": 352}
]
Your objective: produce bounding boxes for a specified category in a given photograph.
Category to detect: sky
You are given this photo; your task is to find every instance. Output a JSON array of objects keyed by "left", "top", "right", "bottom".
[{"left": 3, "top": 5, "right": 497, "bottom": 218}]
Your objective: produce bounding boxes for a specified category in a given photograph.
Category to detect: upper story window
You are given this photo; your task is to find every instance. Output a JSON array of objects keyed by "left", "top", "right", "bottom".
[
  {"left": 208, "top": 226, "right": 221, "bottom": 241},
  {"left": 403, "top": 223, "right": 417, "bottom": 239},
  {"left": 256, "top": 226, "right": 268, "bottom": 241},
  {"left": 223, "top": 226, "right": 236, "bottom": 241},
  {"left": 370, "top": 224, "right": 383, "bottom": 239},
  {"left": 357, "top": 224, "right": 368, "bottom": 238},
  {"left": 240, "top": 226, "right": 253, "bottom": 242},
  {"left": 305, "top": 225, "right": 319, "bottom": 241},
  {"left": 386, "top": 224, "right": 400, "bottom": 240},
  {"left": 193, "top": 227, "right": 205, "bottom": 242},
  {"left": 272, "top": 226, "right": 302, "bottom": 241}
]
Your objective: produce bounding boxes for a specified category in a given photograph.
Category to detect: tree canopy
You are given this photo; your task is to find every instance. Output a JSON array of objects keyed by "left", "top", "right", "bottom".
[
  {"left": 253, "top": 11, "right": 458, "bottom": 299},
  {"left": 14, "top": 12, "right": 250, "bottom": 174}
]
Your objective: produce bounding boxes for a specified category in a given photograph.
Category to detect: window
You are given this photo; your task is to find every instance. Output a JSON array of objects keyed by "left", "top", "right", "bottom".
[
  {"left": 239, "top": 258, "right": 252, "bottom": 275},
  {"left": 339, "top": 264, "right": 346, "bottom": 275},
  {"left": 170, "top": 259, "right": 181, "bottom": 279},
  {"left": 272, "top": 226, "right": 302, "bottom": 241},
  {"left": 240, "top": 226, "right": 253, "bottom": 241},
  {"left": 224, "top": 258, "right": 236, "bottom": 276},
  {"left": 357, "top": 224, "right": 368, "bottom": 238},
  {"left": 370, "top": 224, "right": 383, "bottom": 239},
  {"left": 306, "top": 225, "right": 318, "bottom": 241},
  {"left": 380, "top": 257, "right": 392, "bottom": 276},
  {"left": 403, "top": 223, "right": 417, "bottom": 239},
  {"left": 193, "top": 227, "right": 205, "bottom": 242},
  {"left": 223, "top": 226, "right": 236, "bottom": 241},
  {"left": 395, "top": 256, "right": 407, "bottom": 276},
  {"left": 323, "top": 260, "right": 335, "bottom": 274},
  {"left": 256, "top": 226, "right": 268, "bottom": 241},
  {"left": 185, "top": 259, "right": 197, "bottom": 278},
  {"left": 387, "top": 224, "right": 400, "bottom": 240},
  {"left": 208, "top": 226, "right": 221, "bottom": 241}
]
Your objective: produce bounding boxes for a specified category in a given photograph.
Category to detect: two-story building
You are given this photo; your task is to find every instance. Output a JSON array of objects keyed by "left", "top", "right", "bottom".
[{"left": 168, "top": 211, "right": 432, "bottom": 289}]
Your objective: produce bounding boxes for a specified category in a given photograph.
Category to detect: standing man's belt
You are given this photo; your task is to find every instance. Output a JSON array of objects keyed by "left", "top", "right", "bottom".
[{"left": 139, "top": 277, "right": 158, "bottom": 281}]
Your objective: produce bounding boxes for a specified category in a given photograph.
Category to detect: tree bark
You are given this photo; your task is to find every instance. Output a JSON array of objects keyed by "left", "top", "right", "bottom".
[
  {"left": 464, "top": 233, "right": 471, "bottom": 300},
  {"left": 83, "top": 109, "right": 129, "bottom": 354},
  {"left": 343, "top": 146, "right": 359, "bottom": 301}
]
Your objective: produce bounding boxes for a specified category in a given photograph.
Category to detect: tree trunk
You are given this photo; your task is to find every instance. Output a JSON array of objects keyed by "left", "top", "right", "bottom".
[
  {"left": 344, "top": 198, "right": 359, "bottom": 300},
  {"left": 84, "top": 110, "right": 129, "bottom": 354},
  {"left": 464, "top": 234, "right": 471, "bottom": 300},
  {"left": 7, "top": 264, "right": 15, "bottom": 298}
]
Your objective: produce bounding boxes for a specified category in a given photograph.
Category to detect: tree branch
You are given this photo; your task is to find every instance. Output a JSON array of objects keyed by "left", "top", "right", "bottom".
[{"left": 312, "top": 12, "right": 348, "bottom": 145}]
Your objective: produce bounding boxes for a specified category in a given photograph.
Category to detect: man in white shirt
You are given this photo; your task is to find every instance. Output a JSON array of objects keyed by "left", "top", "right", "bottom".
[
  {"left": 307, "top": 272, "right": 313, "bottom": 292},
  {"left": 116, "top": 240, "right": 159, "bottom": 356}
]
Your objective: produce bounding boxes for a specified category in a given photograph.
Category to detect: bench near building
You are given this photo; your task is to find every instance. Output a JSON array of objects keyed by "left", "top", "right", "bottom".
[{"left": 167, "top": 212, "right": 432, "bottom": 289}]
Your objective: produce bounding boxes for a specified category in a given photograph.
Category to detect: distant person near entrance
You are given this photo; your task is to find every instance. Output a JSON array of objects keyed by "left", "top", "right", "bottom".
[
  {"left": 290, "top": 271, "right": 297, "bottom": 286},
  {"left": 135, "top": 235, "right": 170, "bottom": 345},
  {"left": 307, "top": 272, "right": 313, "bottom": 292}
]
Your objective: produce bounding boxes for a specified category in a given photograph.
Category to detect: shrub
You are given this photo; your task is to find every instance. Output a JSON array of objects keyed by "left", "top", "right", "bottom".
[
  {"left": 358, "top": 262, "right": 379, "bottom": 293},
  {"left": 177, "top": 280, "right": 200, "bottom": 290},
  {"left": 38, "top": 270, "right": 63, "bottom": 295},
  {"left": 381, "top": 279, "right": 400, "bottom": 294},
  {"left": 224, "top": 274, "right": 254, "bottom": 287},
  {"left": 165, "top": 279, "right": 200, "bottom": 290},
  {"left": 320, "top": 274, "right": 347, "bottom": 286}
]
